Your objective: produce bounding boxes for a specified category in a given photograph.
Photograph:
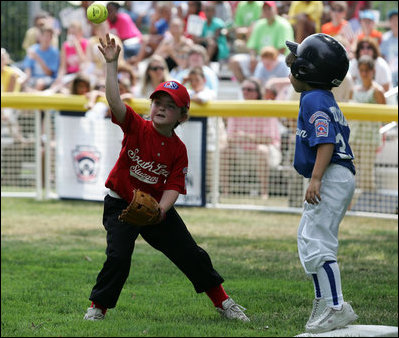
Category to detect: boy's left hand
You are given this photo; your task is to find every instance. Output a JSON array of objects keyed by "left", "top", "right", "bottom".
[{"left": 305, "top": 178, "right": 321, "bottom": 204}]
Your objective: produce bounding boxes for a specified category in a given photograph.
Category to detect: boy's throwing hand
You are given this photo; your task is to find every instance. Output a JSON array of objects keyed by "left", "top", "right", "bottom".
[{"left": 98, "top": 33, "right": 121, "bottom": 63}]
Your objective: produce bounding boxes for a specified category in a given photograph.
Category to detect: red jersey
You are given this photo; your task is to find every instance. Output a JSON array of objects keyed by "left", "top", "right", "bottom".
[{"left": 105, "top": 104, "right": 188, "bottom": 203}]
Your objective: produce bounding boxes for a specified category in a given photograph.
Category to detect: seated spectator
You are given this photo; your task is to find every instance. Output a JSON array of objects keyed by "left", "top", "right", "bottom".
[
  {"left": 107, "top": 1, "right": 142, "bottom": 62},
  {"left": 117, "top": 62, "right": 139, "bottom": 97},
  {"left": 220, "top": 78, "right": 282, "bottom": 199},
  {"left": 287, "top": 1, "right": 324, "bottom": 43},
  {"left": 357, "top": 10, "right": 383, "bottom": 45},
  {"left": 22, "top": 11, "right": 59, "bottom": 51},
  {"left": 128, "top": 2, "right": 173, "bottom": 66},
  {"left": 350, "top": 55, "right": 386, "bottom": 195},
  {"left": 51, "top": 21, "right": 89, "bottom": 91},
  {"left": 321, "top": 1, "right": 356, "bottom": 46},
  {"left": 253, "top": 46, "right": 290, "bottom": 87},
  {"left": 1, "top": 48, "right": 25, "bottom": 92},
  {"left": 186, "top": 66, "right": 217, "bottom": 104},
  {"left": 232, "top": 1, "right": 264, "bottom": 53},
  {"left": 22, "top": 26, "right": 59, "bottom": 91},
  {"left": 137, "top": 54, "right": 170, "bottom": 98},
  {"left": 346, "top": 1, "right": 371, "bottom": 36},
  {"left": 380, "top": 9, "right": 398, "bottom": 88},
  {"left": 228, "top": 1, "right": 294, "bottom": 83},
  {"left": 58, "top": 1, "right": 94, "bottom": 39},
  {"left": 153, "top": 17, "right": 194, "bottom": 72},
  {"left": 174, "top": 44, "right": 219, "bottom": 93},
  {"left": 192, "top": 2, "right": 230, "bottom": 62},
  {"left": 349, "top": 37, "right": 392, "bottom": 92}
]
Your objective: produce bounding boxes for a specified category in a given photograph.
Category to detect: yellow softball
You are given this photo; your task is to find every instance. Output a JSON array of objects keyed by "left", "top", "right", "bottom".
[{"left": 87, "top": 3, "right": 108, "bottom": 24}]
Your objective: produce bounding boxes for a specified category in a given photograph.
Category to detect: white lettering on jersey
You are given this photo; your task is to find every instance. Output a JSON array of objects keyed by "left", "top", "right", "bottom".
[
  {"left": 329, "top": 106, "right": 348, "bottom": 126},
  {"left": 296, "top": 128, "right": 308, "bottom": 138},
  {"left": 127, "top": 148, "right": 170, "bottom": 184}
]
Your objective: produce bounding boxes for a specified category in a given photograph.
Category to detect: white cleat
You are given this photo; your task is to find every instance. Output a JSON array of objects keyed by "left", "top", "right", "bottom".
[
  {"left": 83, "top": 307, "right": 105, "bottom": 321},
  {"left": 217, "top": 297, "right": 250, "bottom": 322},
  {"left": 306, "top": 302, "right": 358, "bottom": 333},
  {"left": 305, "top": 298, "right": 327, "bottom": 330}
]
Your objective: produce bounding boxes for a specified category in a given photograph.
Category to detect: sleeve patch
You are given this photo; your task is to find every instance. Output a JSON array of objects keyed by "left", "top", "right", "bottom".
[
  {"left": 315, "top": 119, "right": 329, "bottom": 137},
  {"left": 309, "top": 111, "right": 330, "bottom": 124}
]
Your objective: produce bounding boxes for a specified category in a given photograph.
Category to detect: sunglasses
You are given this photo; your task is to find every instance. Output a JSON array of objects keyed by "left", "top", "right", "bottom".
[
  {"left": 360, "top": 45, "right": 373, "bottom": 50},
  {"left": 242, "top": 87, "right": 257, "bottom": 92},
  {"left": 149, "top": 66, "right": 165, "bottom": 71},
  {"left": 331, "top": 7, "right": 345, "bottom": 13}
]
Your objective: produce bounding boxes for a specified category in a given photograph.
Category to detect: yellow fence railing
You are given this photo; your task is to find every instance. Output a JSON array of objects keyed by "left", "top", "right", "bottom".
[{"left": 2, "top": 92, "right": 397, "bottom": 122}]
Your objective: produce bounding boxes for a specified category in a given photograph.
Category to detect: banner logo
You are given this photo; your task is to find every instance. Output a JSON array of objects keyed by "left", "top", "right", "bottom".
[{"left": 72, "top": 146, "right": 101, "bottom": 183}]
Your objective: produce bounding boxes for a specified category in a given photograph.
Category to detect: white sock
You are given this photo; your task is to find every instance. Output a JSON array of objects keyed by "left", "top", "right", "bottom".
[{"left": 316, "top": 261, "right": 344, "bottom": 309}]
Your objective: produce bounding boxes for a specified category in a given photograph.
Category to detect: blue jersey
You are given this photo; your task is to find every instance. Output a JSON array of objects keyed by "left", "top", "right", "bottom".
[{"left": 294, "top": 90, "right": 355, "bottom": 178}]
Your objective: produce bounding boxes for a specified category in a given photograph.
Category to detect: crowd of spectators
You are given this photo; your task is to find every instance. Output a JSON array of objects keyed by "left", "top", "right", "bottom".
[
  {"left": 2, "top": 1, "right": 397, "bottom": 101},
  {"left": 1, "top": 1, "right": 397, "bottom": 195}
]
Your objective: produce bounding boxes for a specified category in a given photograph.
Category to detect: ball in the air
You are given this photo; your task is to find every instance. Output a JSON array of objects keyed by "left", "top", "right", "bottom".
[{"left": 87, "top": 3, "right": 108, "bottom": 24}]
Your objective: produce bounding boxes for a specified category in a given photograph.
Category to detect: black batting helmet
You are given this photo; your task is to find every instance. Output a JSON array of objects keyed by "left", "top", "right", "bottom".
[{"left": 285, "top": 33, "right": 349, "bottom": 87}]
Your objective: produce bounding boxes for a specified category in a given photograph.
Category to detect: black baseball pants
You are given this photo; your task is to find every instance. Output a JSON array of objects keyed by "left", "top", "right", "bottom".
[{"left": 89, "top": 194, "right": 224, "bottom": 308}]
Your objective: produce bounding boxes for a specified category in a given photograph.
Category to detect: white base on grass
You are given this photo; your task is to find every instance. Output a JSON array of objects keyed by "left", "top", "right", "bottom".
[{"left": 295, "top": 325, "right": 398, "bottom": 337}]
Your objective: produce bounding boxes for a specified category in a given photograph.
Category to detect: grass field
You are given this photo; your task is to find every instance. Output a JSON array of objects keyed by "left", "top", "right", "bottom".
[{"left": 1, "top": 197, "right": 398, "bottom": 337}]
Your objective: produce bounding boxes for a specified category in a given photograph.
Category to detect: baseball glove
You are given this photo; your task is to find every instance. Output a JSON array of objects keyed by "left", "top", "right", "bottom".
[{"left": 118, "top": 189, "right": 161, "bottom": 226}]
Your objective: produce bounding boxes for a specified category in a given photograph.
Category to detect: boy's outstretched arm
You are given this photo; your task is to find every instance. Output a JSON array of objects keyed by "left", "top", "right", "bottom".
[
  {"left": 306, "top": 143, "right": 334, "bottom": 204},
  {"left": 98, "top": 33, "right": 126, "bottom": 123}
]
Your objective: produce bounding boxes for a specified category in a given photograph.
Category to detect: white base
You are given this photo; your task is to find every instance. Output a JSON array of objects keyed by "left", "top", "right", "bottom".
[{"left": 295, "top": 325, "right": 398, "bottom": 337}]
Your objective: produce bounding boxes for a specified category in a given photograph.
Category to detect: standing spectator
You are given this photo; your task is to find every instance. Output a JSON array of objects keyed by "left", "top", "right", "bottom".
[
  {"left": 356, "top": 10, "right": 383, "bottom": 46},
  {"left": 228, "top": 1, "right": 294, "bottom": 82},
  {"left": 137, "top": 54, "right": 171, "bottom": 98},
  {"left": 153, "top": 17, "right": 194, "bottom": 72},
  {"left": 107, "top": 1, "right": 142, "bottom": 62},
  {"left": 350, "top": 55, "right": 385, "bottom": 195},
  {"left": 23, "top": 26, "right": 59, "bottom": 91},
  {"left": 220, "top": 78, "right": 282, "bottom": 199},
  {"left": 287, "top": 1, "right": 324, "bottom": 43},
  {"left": 380, "top": 9, "right": 398, "bottom": 88},
  {"left": 253, "top": 46, "right": 290, "bottom": 87},
  {"left": 193, "top": 2, "right": 230, "bottom": 62},
  {"left": 321, "top": 2, "right": 355, "bottom": 46},
  {"left": 349, "top": 37, "right": 392, "bottom": 92},
  {"left": 214, "top": 1, "right": 234, "bottom": 29}
]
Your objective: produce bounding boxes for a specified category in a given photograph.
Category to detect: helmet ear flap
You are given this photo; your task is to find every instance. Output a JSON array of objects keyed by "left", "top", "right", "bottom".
[{"left": 291, "top": 57, "right": 316, "bottom": 81}]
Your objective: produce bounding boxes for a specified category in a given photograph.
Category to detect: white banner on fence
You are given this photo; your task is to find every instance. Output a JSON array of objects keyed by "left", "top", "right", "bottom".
[{"left": 56, "top": 113, "right": 205, "bottom": 205}]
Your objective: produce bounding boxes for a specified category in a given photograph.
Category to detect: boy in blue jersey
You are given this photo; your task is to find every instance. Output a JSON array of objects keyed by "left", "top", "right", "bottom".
[{"left": 285, "top": 33, "right": 358, "bottom": 333}]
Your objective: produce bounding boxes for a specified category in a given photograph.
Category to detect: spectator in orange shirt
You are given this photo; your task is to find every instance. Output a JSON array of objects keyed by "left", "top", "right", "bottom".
[
  {"left": 321, "top": 2, "right": 355, "bottom": 45},
  {"left": 357, "top": 10, "right": 382, "bottom": 45}
]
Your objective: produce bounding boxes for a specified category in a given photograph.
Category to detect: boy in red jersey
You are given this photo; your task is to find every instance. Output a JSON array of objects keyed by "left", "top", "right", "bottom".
[{"left": 83, "top": 33, "right": 249, "bottom": 322}]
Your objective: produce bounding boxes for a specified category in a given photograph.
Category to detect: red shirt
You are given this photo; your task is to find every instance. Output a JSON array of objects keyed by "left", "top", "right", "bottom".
[{"left": 105, "top": 104, "right": 188, "bottom": 203}]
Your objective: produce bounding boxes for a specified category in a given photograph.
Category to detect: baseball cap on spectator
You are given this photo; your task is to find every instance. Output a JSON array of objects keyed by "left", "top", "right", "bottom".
[
  {"left": 150, "top": 81, "right": 190, "bottom": 109},
  {"left": 359, "top": 10, "right": 376, "bottom": 21},
  {"left": 263, "top": 1, "right": 276, "bottom": 8},
  {"left": 387, "top": 9, "right": 398, "bottom": 19}
]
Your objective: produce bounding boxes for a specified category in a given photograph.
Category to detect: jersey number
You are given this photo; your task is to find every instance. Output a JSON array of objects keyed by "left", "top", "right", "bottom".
[{"left": 336, "top": 133, "right": 346, "bottom": 152}]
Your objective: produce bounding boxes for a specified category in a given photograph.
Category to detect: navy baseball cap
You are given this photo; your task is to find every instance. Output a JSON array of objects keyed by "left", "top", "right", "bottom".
[{"left": 150, "top": 81, "right": 190, "bottom": 109}]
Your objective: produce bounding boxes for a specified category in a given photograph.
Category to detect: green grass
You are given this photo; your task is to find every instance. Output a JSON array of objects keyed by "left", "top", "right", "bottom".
[{"left": 1, "top": 198, "right": 398, "bottom": 337}]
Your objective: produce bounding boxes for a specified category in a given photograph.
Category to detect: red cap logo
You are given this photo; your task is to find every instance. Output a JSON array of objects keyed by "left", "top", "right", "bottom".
[{"left": 150, "top": 81, "right": 190, "bottom": 109}]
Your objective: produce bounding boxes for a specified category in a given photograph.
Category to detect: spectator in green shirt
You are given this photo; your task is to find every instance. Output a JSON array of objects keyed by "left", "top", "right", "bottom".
[{"left": 228, "top": 1, "right": 294, "bottom": 82}]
